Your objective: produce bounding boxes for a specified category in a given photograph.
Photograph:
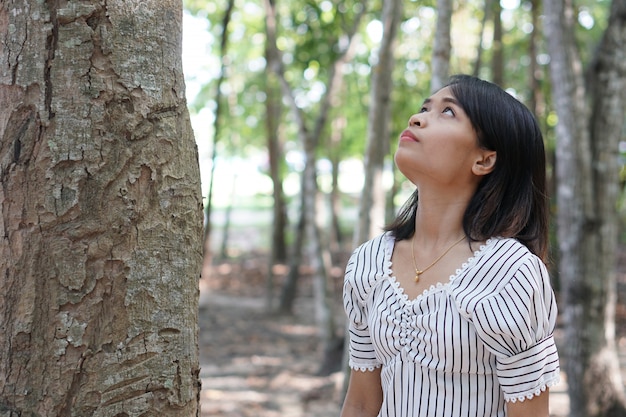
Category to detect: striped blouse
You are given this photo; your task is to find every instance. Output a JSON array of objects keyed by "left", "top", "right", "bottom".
[{"left": 343, "top": 232, "right": 560, "bottom": 417}]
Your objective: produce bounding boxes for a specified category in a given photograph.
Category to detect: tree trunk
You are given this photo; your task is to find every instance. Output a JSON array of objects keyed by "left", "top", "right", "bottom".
[
  {"left": 266, "top": 86, "right": 288, "bottom": 264},
  {"left": 264, "top": 0, "right": 288, "bottom": 310},
  {"left": 0, "top": 1, "right": 203, "bottom": 415},
  {"left": 583, "top": 0, "right": 626, "bottom": 414},
  {"left": 545, "top": 0, "right": 626, "bottom": 415},
  {"left": 491, "top": 0, "right": 503, "bottom": 86},
  {"left": 264, "top": 0, "right": 302, "bottom": 314},
  {"left": 430, "top": 0, "right": 452, "bottom": 92},
  {"left": 202, "top": 0, "right": 235, "bottom": 277},
  {"left": 329, "top": 115, "right": 346, "bottom": 254},
  {"left": 527, "top": 0, "right": 541, "bottom": 116},
  {"left": 219, "top": 172, "right": 237, "bottom": 259},
  {"left": 264, "top": 0, "right": 287, "bottom": 265},
  {"left": 278, "top": 185, "right": 306, "bottom": 313},
  {"left": 354, "top": 0, "right": 402, "bottom": 248},
  {"left": 267, "top": 0, "right": 365, "bottom": 321},
  {"left": 265, "top": 0, "right": 365, "bottom": 372},
  {"left": 472, "top": 0, "right": 492, "bottom": 77}
]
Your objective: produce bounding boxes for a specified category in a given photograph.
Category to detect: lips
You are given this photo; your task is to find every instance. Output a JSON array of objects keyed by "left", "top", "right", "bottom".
[{"left": 399, "top": 129, "right": 418, "bottom": 142}]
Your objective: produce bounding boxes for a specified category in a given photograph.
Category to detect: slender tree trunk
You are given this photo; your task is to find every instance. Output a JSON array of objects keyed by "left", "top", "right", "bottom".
[
  {"left": 266, "top": 95, "right": 288, "bottom": 263},
  {"left": 265, "top": 79, "right": 287, "bottom": 309},
  {"left": 473, "top": 0, "right": 492, "bottom": 77},
  {"left": 0, "top": 1, "right": 203, "bottom": 415},
  {"left": 202, "top": 0, "right": 235, "bottom": 277},
  {"left": 491, "top": 0, "right": 503, "bottom": 86},
  {"left": 527, "top": 0, "right": 540, "bottom": 116},
  {"left": 304, "top": 151, "right": 340, "bottom": 375},
  {"left": 354, "top": 0, "right": 402, "bottom": 248},
  {"left": 329, "top": 116, "right": 346, "bottom": 254},
  {"left": 545, "top": 0, "right": 626, "bottom": 415},
  {"left": 430, "top": 0, "right": 452, "bottom": 92},
  {"left": 268, "top": 0, "right": 365, "bottom": 320},
  {"left": 263, "top": 0, "right": 303, "bottom": 314},
  {"left": 219, "top": 172, "right": 237, "bottom": 259},
  {"left": 278, "top": 185, "right": 306, "bottom": 313},
  {"left": 265, "top": 0, "right": 366, "bottom": 372},
  {"left": 264, "top": 2, "right": 288, "bottom": 265},
  {"left": 345, "top": 0, "right": 402, "bottom": 394}
]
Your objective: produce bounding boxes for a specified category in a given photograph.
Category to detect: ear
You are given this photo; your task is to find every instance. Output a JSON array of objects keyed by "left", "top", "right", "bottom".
[{"left": 472, "top": 150, "right": 496, "bottom": 176}]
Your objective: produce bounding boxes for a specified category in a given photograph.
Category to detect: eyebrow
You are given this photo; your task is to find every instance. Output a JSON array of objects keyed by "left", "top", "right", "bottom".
[{"left": 422, "top": 96, "right": 461, "bottom": 106}]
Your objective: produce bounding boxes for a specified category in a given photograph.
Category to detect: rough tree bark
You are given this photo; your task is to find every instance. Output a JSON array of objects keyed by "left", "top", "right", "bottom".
[
  {"left": 0, "top": 1, "right": 203, "bottom": 415},
  {"left": 545, "top": 0, "right": 626, "bottom": 415}
]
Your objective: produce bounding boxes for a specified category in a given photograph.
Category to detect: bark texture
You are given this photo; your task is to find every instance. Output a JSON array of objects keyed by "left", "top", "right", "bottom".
[{"left": 0, "top": 1, "right": 203, "bottom": 415}]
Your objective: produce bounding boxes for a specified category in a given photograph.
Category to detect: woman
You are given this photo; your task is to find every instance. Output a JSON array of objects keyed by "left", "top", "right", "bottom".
[{"left": 341, "top": 75, "right": 560, "bottom": 417}]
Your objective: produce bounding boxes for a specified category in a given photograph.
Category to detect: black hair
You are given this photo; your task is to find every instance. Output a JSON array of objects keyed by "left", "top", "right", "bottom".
[{"left": 385, "top": 75, "right": 549, "bottom": 260}]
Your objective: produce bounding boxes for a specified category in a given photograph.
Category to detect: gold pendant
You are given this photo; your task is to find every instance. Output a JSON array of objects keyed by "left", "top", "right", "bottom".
[{"left": 414, "top": 270, "right": 422, "bottom": 283}]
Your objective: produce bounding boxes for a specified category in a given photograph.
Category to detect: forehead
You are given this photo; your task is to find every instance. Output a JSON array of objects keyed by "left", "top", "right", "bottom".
[{"left": 423, "top": 86, "right": 457, "bottom": 104}]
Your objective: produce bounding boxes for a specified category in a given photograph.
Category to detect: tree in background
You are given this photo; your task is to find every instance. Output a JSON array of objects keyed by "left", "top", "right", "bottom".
[
  {"left": 0, "top": 1, "right": 203, "bottom": 415},
  {"left": 545, "top": 0, "right": 626, "bottom": 415},
  {"left": 265, "top": 0, "right": 366, "bottom": 372},
  {"left": 185, "top": 1, "right": 624, "bottom": 412},
  {"left": 430, "top": 0, "right": 452, "bottom": 92},
  {"left": 353, "top": 0, "right": 403, "bottom": 247},
  {"left": 201, "top": 0, "right": 235, "bottom": 275}
]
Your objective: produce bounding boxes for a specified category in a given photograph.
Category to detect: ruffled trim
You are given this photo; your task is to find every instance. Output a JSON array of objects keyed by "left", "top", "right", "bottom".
[
  {"left": 505, "top": 374, "right": 561, "bottom": 403},
  {"left": 385, "top": 235, "right": 494, "bottom": 305},
  {"left": 388, "top": 274, "right": 448, "bottom": 304},
  {"left": 455, "top": 238, "right": 491, "bottom": 277},
  {"left": 349, "top": 362, "right": 382, "bottom": 372}
]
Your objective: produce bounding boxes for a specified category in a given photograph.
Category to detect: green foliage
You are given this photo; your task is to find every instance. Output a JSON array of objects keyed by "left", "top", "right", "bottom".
[{"left": 183, "top": 0, "right": 613, "bottom": 197}]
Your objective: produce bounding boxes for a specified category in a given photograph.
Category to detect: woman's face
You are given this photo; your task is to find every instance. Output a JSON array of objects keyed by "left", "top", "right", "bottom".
[{"left": 394, "top": 86, "right": 490, "bottom": 189}]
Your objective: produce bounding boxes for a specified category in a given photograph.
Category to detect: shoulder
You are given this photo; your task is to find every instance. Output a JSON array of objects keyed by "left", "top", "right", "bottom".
[
  {"left": 345, "top": 232, "right": 393, "bottom": 273},
  {"left": 344, "top": 232, "right": 394, "bottom": 302},
  {"left": 450, "top": 237, "right": 550, "bottom": 316}
]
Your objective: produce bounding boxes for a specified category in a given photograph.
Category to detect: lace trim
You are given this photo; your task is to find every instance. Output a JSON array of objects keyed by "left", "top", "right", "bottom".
[
  {"left": 349, "top": 363, "right": 382, "bottom": 372},
  {"left": 384, "top": 234, "right": 493, "bottom": 305},
  {"left": 505, "top": 374, "right": 561, "bottom": 403}
]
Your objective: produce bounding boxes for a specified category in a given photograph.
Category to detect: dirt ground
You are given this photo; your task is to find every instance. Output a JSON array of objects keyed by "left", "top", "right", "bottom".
[
  {"left": 197, "top": 252, "right": 626, "bottom": 417},
  {"left": 198, "top": 256, "right": 345, "bottom": 417}
]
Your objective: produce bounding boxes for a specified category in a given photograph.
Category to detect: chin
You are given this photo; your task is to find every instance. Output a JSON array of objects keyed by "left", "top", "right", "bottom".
[{"left": 394, "top": 148, "right": 413, "bottom": 171}]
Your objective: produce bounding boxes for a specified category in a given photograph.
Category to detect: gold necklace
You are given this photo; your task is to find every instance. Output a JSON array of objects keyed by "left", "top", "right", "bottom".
[{"left": 411, "top": 235, "right": 466, "bottom": 283}]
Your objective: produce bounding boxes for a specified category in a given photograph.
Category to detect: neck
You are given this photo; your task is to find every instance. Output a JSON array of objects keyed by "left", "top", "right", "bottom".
[{"left": 412, "top": 191, "right": 468, "bottom": 245}]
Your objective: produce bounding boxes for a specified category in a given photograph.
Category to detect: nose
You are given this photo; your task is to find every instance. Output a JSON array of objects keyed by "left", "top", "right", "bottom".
[{"left": 408, "top": 114, "right": 422, "bottom": 127}]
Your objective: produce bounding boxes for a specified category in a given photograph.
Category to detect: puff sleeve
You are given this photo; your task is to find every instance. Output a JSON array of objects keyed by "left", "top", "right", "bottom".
[
  {"left": 343, "top": 244, "right": 384, "bottom": 372},
  {"left": 470, "top": 255, "right": 560, "bottom": 402}
]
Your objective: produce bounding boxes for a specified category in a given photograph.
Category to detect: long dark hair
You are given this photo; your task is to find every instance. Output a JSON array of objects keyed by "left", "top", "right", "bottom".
[{"left": 385, "top": 75, "right": 549, "bottom": 260}]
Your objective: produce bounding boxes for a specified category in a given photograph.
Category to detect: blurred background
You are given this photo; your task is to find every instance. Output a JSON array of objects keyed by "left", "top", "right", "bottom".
[{"left": 181, "top": 1, "right": 626, "bottom": 416}]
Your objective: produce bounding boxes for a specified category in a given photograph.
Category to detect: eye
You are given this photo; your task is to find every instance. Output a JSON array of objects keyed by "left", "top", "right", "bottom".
[
  {"left": 442, "top": 107, "right": 455, "bottom": 116},
  {"left": 419, "top": 106, "right": 428, "bottom": 113}
]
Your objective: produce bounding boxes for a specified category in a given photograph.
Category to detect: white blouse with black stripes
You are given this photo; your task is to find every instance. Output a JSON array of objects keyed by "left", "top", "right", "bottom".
[{"left": 343, "top": 232, "right": 560, "bottom": 417}]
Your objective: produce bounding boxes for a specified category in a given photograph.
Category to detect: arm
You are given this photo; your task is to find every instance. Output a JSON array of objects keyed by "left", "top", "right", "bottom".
[
  {"left": 340, "top": 368, "right": 383, "bottom": 417},
  {"left": 506, "top": 389, "right": 550, "bottom": 417}
]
